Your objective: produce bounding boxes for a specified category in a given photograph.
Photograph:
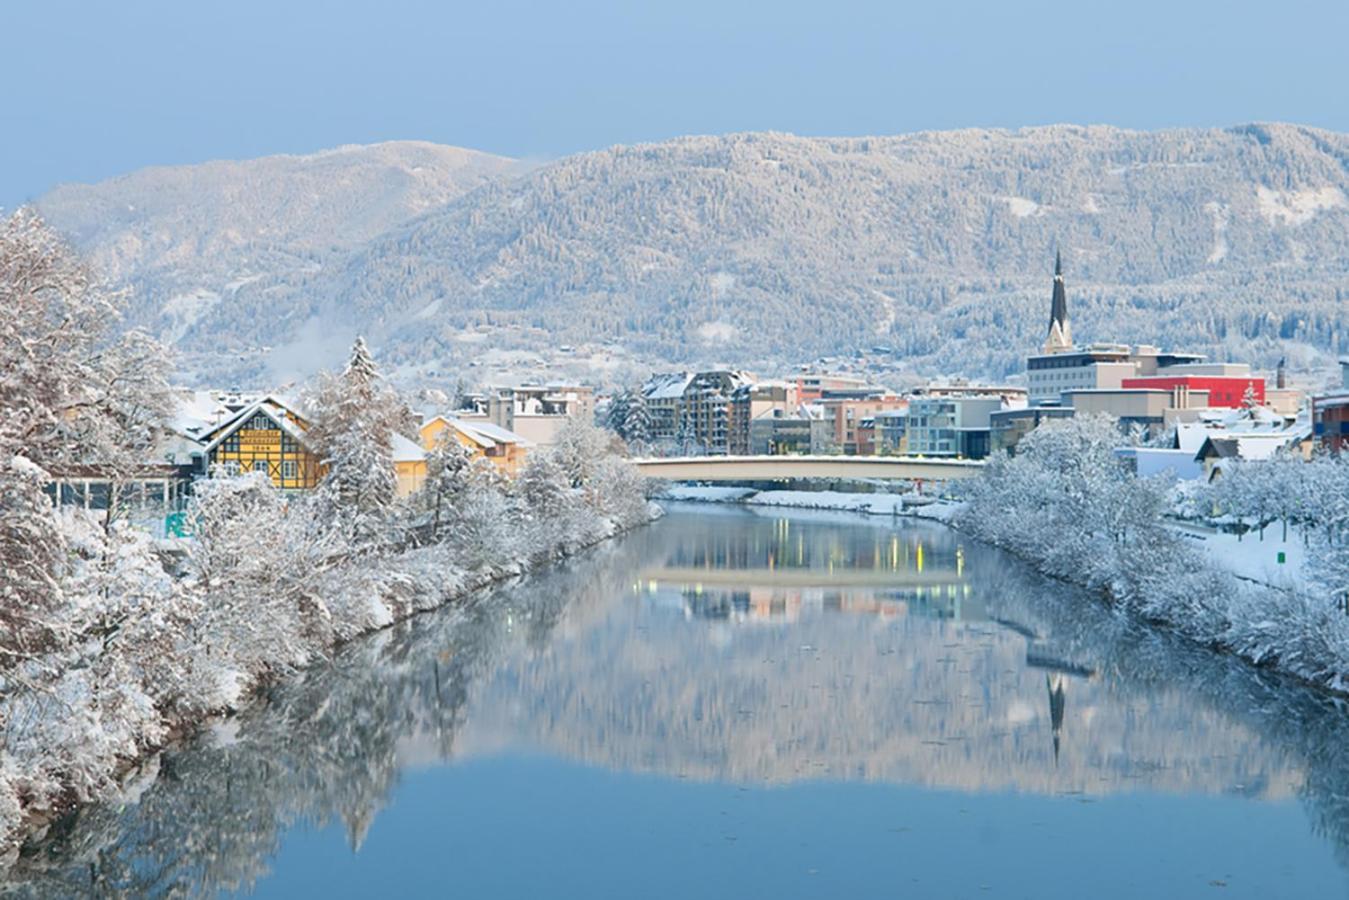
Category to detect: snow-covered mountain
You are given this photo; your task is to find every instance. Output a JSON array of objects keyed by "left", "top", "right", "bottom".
[
  {"left": 37, "top": 124, "right": 1349, "bottom": 385},
  {"left": 36, "top": 141, "right": 525, "bottom": 350}
]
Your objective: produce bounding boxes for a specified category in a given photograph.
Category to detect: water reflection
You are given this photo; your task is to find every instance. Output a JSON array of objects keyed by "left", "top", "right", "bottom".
[{"left": 8, "top": 505, "right": 1349, "bottom": 896}]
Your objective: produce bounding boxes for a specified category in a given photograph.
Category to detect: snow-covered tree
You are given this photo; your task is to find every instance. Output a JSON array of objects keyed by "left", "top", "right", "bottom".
[
  {"left": 0, "top": 210, "right": 172, "bottom": 664},
  {"left": 414, "top": 435, "right": 476, "bottom": 543},
  {"left": 604, "top": 391, "right": 630, "bottom": 436},
  {"left": 305, "top": 338, "right": 402, "bottom": 546},
  {"left": 621, "top": 391, "right": 652, "bottom": 451},
  {"left": 550, "top": 416, "right": 613, "bottom": 489}
]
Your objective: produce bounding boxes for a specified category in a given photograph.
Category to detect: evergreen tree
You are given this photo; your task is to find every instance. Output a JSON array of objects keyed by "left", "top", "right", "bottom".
[
  {"left": 622, "top": 391, "right": 652, "bottom": 450},
  {"left": 604, "top": 391, "right": 631, "bottom": 437},
  {"left": 418, "top": 435, "right": 475, "bottom": 542},
  {"left": 307, "top": 337, "right": 400, "bottom": 546}
]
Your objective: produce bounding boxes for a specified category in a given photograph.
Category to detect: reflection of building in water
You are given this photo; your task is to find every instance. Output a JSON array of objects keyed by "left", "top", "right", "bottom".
[
  {"left": 662, "top": 518, "right": 964, "bottom": 580},
  {"left": 1047, "top": 674, "right": 1066, "bottom": 764},
  {"left": 672, "top": 582, "right": 986, "bottom": 624}
]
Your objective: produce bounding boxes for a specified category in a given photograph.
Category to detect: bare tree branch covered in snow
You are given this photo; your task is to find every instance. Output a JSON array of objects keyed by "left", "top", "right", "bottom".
[{"left": 0, "top": 215, "right": 656, "bottom": 863}]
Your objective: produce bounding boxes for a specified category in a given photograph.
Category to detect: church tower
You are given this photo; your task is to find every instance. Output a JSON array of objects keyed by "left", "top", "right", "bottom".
[{"left": 1043, "top": 250, "right": 1073, "bottom": 354}]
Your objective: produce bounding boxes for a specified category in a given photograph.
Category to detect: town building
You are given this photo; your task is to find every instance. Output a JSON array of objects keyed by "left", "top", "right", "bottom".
[
  {"left": 1064, "top": 387, "right": 1211, "bottom": 435},
  {"left": 682, "top": 370, "right": 756, "bottom": 454},
  {"left": 988, "top": 406, "right": 1075, "bottom": 455},
  {"left": 728, "top": 381, "right": 799, "bottom": 455},
  {"left": 873, "top": 409, "right": 909, "bottom": 454},
  {"left": 392, "top": 433, "right": 428, "bottom": 497},
  {"left": 641, "top": 372, "right": 695, "bottom": 442},
  {"left": 1026, "top": 256, "right": 1203, "bottom": 406},
  {"left": 747, "top": 410, "right": 833, "bottom": 455},
  {"left": 792, "top": 372, "right": 875, "bottom": 403},
  {"left": 1312, "top": 394, "right": 1349, "bottom": 453},
  {"left": 456, "top": 384, "right": 594, "bottom": 447},
  {"left": 419, "top": 415, "right": 533, "bottom": 477},
  {"left": 193, "top": 395, "right": 325, "bottom": 490},
  {"left": 905, "top": 395, "right": 1006, "bottom": 459},
  {"left": 815, "top": 392, "right": 908, "bottom": 455},
  {"left": 1120, "top": 365, "right": 1265, "bottom": 409}
]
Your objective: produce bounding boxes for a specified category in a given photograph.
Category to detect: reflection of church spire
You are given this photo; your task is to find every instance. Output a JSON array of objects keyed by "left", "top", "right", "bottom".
[{"left": 1047, "top": 674, "right": 1066, "bottom": 765}]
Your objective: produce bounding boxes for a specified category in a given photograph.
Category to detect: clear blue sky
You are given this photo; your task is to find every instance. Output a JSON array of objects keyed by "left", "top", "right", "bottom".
[{"left": 4, "top": 0, "right": 1347, "bottom": 206}]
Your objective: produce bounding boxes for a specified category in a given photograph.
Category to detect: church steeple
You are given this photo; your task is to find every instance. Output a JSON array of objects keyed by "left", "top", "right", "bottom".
[{"left": 1044, "top": 249, "right": 1073, "bottom": 354}]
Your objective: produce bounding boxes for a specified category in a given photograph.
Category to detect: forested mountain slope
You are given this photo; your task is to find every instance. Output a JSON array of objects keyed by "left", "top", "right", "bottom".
[{"left": 40, "top": 124, "right": 1349, "bottom": 383}]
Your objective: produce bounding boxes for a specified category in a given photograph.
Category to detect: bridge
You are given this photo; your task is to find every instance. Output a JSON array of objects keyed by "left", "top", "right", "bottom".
[{"left": 631, "top": 455, "right": 985, "bottom": 482}]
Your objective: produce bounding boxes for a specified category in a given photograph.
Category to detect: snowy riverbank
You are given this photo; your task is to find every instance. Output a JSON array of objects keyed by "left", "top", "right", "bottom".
[{"left": 0, "top": 493, "right": 658, "bottom": 865}]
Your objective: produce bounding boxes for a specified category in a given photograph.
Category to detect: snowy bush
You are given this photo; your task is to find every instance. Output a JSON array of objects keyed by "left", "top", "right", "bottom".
[{"left": 960, "top": 414, "right": 1349, "bottom": 691}]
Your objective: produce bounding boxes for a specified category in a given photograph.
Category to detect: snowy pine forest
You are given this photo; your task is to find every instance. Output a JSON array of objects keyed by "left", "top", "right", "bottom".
[
  {"left": 33, "top": 124, "right": 1349, "bottom": 386},
  {"left": 0, "top": 210, "right": 654, "bottom": 861}
]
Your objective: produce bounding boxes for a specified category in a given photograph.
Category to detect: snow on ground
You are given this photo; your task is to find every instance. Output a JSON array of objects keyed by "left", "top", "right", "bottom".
[
  {"left": 1256, "top": 185, "right": 1347, "bottom": 227},
  {"left": 1169, "top": 521, "right": 1307, "bottom": 589},
  {"left": 695, "top": 320, "right": 737, "bottom": 344},
  {"left": 1205, "top": 201, "right": 1230, "bottom": 264},
  {"left": 160, "top": 288, "right": 220, "bottom": 342},
  {"left": 1001, "top": 196, "right": 1042, "bottom": 218}
]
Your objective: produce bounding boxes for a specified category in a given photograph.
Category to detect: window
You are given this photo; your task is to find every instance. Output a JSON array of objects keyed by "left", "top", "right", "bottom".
[
  {"left": 253, "top": 460, "right": 269, "bottom": 475},
  {"left": 282, "top": 460, "right": 298, "bottom": 480}
]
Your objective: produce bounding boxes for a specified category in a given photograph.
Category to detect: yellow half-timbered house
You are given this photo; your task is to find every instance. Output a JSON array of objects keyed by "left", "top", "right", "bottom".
[{"left": 196, "top": 397, "right": 325, "bottom": 490}]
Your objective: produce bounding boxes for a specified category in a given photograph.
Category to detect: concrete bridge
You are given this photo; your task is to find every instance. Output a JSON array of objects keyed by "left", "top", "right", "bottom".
[{"left": 631, "top": 455, "right": 985, "bottom": 483}]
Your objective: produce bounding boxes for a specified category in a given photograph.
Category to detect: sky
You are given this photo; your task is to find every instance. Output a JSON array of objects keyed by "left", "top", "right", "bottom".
[{"left": 4, "top": 0, "right": 1348, "bottom": 207}]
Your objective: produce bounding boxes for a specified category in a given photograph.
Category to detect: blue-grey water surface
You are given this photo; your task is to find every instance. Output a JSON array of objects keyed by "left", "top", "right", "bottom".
[{"left": 12, "top": 505, "right": 1349, "bottom": 898}]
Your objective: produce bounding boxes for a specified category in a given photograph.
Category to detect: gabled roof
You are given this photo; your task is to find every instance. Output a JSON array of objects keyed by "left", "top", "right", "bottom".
[
  {"left": 1193, "top": 433, "right": 1299, "bottom": 463},
  {"left": 420, "top": 415, "right": 531, "bottom": 451},
  {"left": 390, "top": 432, "right": 426, "bottom": 463},
  {"left": 198, "top": 396, "right": 312, "bottom": 455}
]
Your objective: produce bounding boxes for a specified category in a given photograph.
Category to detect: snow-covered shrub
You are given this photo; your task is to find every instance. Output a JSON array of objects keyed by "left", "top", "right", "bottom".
[{"left": 960, "top": 413, "right": 1349, "bottom": 690}]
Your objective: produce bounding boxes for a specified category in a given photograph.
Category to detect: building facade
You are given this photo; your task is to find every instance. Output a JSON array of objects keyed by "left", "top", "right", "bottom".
[
  {"left": 905, "top": 395, "right": 1004, "bottom": 459},
  {"left": 728, "top": 381, "right": 799, "bottom": 455},
  {"left": 196, "top": 397, "right": 324, "bottom": 490}
]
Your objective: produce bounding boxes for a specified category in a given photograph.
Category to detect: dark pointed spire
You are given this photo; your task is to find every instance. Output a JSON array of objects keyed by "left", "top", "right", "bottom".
[
  {"left": 1044, "top": 250, "right": 1072, "bottom": 352},
  {"left": 1047, "top": 674, "right": 1066, "bottom": 765}
]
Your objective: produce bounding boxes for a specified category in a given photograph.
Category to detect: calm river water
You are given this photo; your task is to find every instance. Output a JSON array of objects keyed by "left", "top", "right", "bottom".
[{"left": 11, "top": 505, "right": 1349, "bottom": 898}]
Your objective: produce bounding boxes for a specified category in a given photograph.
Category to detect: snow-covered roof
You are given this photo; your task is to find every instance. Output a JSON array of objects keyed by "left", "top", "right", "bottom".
[
  {"left": 642, "top": 372, "right": 695, "bottom": 400},
  {"left": 421, "top": 415, "right": 530, "bottom": 450},
  {"left": 169, "top": 390, "right": 243, "bottom": 437},
  {"left": 198, "top": 397, "right": 311, "bottom": 454},
  {"left": 1194, "top": 433, "right": 1299, "bottom": 462},
  {"left": 1315, "top": 392, "right": 1349, "bottom": 409},
  {"left": 463, "top": 419, "right": 532, "bottom": 447},
  {"left": 390, "top": 432, "right": 425, "bottom": 463}
]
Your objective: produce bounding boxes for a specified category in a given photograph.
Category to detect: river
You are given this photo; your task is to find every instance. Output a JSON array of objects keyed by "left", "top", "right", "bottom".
[{"left": 9, "top": 505, "right": 1349, "bottom": 898}]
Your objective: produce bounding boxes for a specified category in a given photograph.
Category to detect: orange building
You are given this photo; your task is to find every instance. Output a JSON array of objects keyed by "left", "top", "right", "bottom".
[{"left": 419, "top": 416, "right": 532, "bottom": 477}]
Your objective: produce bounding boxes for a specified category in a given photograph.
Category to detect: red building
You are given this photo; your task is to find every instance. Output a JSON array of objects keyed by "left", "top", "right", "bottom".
[
  {"left": 1313, "top": 394, "right": 1349, "bottom": 453},
  {"left": 1119, "top": 375, "right": 1264, "bottom": 409}
]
